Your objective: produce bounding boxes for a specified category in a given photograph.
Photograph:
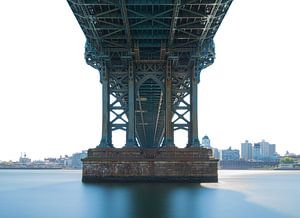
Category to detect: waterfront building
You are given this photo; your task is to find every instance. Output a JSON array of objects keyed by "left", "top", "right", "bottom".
[
  {"left": 222, "top": 147, "right": 240, "bottom": 161},
  {"left": 202, "top": 135, "right": 211, "bottom": 148},
  {"left": 269, "top": 144, "right": 276, "bottom": 157},
  {"left": 212, "top": 148, "right": 220, "bottom": 159},
  {"left": 285, "top": 151, "right": 297, "bottom": 157},
  {"left": 254, "top": 140, "right": 277, "bottom": 160},
  {"left": 71, "top": 151, "right": 87, "bottom": 169},
  {"left": 241, "top": 140, "right": 253, "bottom": 160},
  {"left": 260, "top": 140, "right": 270, "bottom": 157},
  {"left": 253, "top": 143, "right": 261, "bottom": 160},
  {"left": 219, "top": 160, "right": 279, "bottom": 169},
  {"left": 19, "top": 153, "right": 31, "bottom": 164}
]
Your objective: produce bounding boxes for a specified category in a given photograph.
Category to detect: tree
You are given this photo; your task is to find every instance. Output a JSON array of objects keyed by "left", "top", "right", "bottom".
[{"left": 280, "top": 157, "right": 296, "bottom": 163}]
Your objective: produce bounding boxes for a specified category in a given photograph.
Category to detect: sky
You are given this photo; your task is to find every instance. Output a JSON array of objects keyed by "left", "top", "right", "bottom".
[{"left": 0, "top": 1, "right": 300, "bottom": 161}]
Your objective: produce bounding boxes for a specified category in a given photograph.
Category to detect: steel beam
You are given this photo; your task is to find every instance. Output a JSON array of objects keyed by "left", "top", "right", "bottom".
[
  {"left": 98, "top": 66, "right": 112, "bottom": 148},
  {"left": 189, "top": 64, "right": 200, "bottom": 147},
  {"left": 119, "top": 0, "right": 132, "bottom": 50},
  {"left": 163, "top": 60, "right": 174, "bottom": 147},
  {"left": 126, "top": 62, "right": 137, "bottom": 147}
]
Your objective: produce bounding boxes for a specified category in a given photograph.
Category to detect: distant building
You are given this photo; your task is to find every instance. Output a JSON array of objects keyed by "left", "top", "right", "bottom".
[
  {"left": 253, "top": 143, "right": 261, "bottom": 160},
  {"left": 71, "top": 151, "right": 87, "bottom": 169},
  {"left": 269, "top": 144, "right": 276, "bottom": 157},
  {"left": 202, "top": 135, "right": 211, "bottom": 148},
  {"left": 253, "top": 140, "right": 277, "bottom": 160},
  {"left": 19, "top": 153, "right": 31, "bottom": 164},
  {"left": 222, "top": 147, "right": 240, "bottom": 161},
  {"left": 219, "top": 160, "right": 279, "bottom": 169},
  {"left": 285, "top": 151, "right": 300, "bottom": 161},
  {"left": 44, "top": 158, "right": 58, "bottom": 164},
  {"left": 56, "top": 155, "right": 72, "bottom": 168},
  {"left": 241, "top": 140, "right": 253, "bottom": 160},
  {"left": 260, "top": 140, "right": 270, "bottom": 157},
  {"left": 285, "top": 151, "right": 297, "bottom": 157},
  {"left": 212, "top": 148, "right": 220, "bottom": 159}
]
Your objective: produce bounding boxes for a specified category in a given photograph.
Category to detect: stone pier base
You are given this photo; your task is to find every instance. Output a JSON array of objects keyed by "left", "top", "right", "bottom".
[{"left": 82, "top": 147, "right": 218, "bottom": 183}]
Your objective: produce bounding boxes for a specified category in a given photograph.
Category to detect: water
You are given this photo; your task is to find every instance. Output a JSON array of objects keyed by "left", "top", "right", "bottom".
[{"left": 0, "top": 170, "right": 299, "bottom": 218}]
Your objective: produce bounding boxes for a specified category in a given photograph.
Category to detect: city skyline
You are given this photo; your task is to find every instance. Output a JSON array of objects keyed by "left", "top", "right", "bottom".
[
  {"left": 1, "top": 1, "right": 300, "bottom": 161},
  {"left": 0, "top": 138, "right": 296, "bottom": 162}
]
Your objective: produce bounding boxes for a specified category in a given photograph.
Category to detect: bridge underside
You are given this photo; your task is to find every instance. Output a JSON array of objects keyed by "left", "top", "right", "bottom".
[{"left": 67, "top": 0, "right": 232, "bottom": 182}]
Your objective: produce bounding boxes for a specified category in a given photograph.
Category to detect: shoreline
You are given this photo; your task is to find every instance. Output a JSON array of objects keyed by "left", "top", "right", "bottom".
[{"left": 0, "top": 168, "right": 81, "bottom": 170}]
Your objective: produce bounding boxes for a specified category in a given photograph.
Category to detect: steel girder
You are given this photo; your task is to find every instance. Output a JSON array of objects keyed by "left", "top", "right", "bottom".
[
  {"left": 67, "top": 0, "right": 232, "bottom": 70},
  {"left": 67, "top": 0, "right": 233, "bottom": 148},
  {"left": 97, "top": 61, "right": 200, "bottom": 148}
]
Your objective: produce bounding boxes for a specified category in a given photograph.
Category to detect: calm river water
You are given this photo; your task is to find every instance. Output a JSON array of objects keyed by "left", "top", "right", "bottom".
[{"left": 0, "top": 170, "right": 299, "bottom": 218}]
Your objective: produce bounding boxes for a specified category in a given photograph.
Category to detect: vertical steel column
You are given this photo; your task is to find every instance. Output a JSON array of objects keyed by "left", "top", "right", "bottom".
[
  {"left": 98, "top": 66, "right": 112, "bottom": 148},
  {"left": 126, "top": 61, "right": 137, "bottom": 147},
  {"left": 190, "top": 65, "right": 201, "bottom": 147},
  {"left": 163, "top": 60, "right": 174, "bottom": 147}
]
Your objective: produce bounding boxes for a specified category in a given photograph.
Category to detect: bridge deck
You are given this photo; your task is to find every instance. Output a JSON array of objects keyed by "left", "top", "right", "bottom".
[{"left": 67, "top": 0, "right": 232, "bottom": 64}]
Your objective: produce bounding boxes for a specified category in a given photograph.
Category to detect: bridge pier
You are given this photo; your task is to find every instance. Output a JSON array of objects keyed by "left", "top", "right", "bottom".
[
  {"left": 82, "top": 147, "right": 218, "bottom": 183},
  {"left": 90, "top": 61, "right": 217, "bottom": 182}
]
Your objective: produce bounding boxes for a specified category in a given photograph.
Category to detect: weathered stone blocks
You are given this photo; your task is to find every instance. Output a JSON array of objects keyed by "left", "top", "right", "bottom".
[{"left": 82, "top": 147, "right": 218, "bottom": 183}]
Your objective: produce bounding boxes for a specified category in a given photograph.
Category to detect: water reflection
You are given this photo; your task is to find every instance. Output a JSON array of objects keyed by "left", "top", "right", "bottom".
[
  {"left": 80, "top": 183, "right": 293, "bottom": 218},
  {"left": 0, "top": 170, "right": 297, "bottom": 218},
  {"left": 81, "top": 184, "right": 201, "bottom": 218}
]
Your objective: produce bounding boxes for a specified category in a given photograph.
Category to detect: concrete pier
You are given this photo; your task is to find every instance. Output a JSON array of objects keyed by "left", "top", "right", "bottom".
[{"left": 82, "top": 147, "right": 218, "bottom": 183}]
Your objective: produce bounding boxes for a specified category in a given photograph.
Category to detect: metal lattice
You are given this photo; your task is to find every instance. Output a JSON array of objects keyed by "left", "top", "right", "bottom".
[
  {"left": 67, "top": 0, "right": 233, "bottom": 148},
  {"left": 135, "top": 63, "right": 165, "bottom": 147}
]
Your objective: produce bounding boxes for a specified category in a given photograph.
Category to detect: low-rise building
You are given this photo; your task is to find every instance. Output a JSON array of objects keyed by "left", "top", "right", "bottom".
[
  {"left": 202, "top": 135, "right": 211, "bottom": 148},
  {"left": 222, "top": 147, "right": 240, "bottom": 161},
  {"left": 212, "top": 148, "right": 220, "bottom": 159}
]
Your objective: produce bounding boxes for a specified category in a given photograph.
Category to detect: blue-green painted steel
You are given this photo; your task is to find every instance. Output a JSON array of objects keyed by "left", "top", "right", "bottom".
[{"left": 67, "top": 0, "right": 233, "bottom": 148}]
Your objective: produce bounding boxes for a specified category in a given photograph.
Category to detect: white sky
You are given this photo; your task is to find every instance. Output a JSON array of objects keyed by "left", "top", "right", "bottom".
[{"left": 1, "top": 1, "right": 300, "bottom": 161}]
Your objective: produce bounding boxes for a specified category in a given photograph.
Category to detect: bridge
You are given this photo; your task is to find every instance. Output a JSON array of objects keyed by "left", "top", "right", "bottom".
[{"left": 67, "top": 0, "right": 233, "bottom": 182}]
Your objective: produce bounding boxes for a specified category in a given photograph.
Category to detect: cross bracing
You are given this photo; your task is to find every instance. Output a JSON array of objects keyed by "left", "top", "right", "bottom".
[
  {"left": 68, "top": 0, "right": 232, "bottom": 65},
  {"left": 67, "top": 0, "right": 232, "bottom": 148}
]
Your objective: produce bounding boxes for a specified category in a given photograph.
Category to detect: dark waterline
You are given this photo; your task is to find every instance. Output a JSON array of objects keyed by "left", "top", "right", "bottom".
[{"left": 0, "top": 170, "right": 299, "bottom": 218}]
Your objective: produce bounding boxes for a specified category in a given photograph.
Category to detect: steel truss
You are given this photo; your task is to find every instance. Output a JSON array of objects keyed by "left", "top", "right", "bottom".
[
  {"left": 67, "top": 0, "right": 233, "bottom": 148},
  {"left": 97, "top": 61, "right": 201, "bottom": 148}
]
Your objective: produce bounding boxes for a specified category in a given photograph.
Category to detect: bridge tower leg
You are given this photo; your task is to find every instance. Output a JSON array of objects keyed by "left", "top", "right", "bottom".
[
  {"left": 126, "top": 61, "right": 137, "bottom": 147},
  {"left": 163, "top": 60, "right": 175, "bottom": 147},
  {"left": 98, "top": 66, "right": 112, "bottom": 148},
  {"left": 189, "top": 65, "right": 201, "bottom": 147}
]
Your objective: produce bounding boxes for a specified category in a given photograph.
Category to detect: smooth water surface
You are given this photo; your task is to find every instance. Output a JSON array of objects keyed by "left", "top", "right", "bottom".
[{"left": 0, "top": 170, "right": 299, "bottom": 218}]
